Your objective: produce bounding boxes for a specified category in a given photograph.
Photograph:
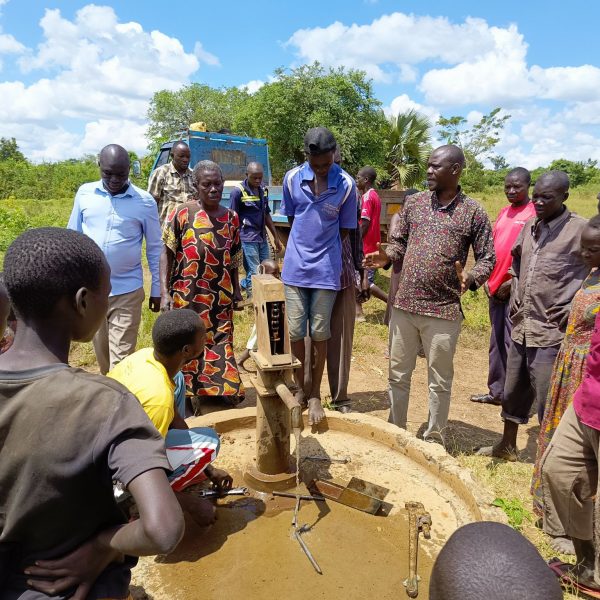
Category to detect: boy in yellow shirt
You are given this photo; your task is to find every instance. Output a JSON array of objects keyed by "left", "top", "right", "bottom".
[{"left": 109, "top": 309, "right": 232, "bottom": 526}]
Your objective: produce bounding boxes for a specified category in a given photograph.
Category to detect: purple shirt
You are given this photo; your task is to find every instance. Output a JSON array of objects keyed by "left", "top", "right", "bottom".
[
  {"left": 228, "top": 179, "right": 270, "bottom": 244},
  {"left": 281, "top": 162, "right": 357, "bottom": 291},
  {"left": 573, "top": 310, "right": 600, "bottom": 431}
]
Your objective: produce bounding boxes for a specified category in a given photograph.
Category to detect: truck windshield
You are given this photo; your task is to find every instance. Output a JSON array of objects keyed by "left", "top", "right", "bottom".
[{"left": 156, "top": 147, "right": 171, "bottom": 169}]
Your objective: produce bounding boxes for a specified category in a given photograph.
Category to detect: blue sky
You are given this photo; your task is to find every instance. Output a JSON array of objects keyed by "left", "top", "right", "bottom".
[{"left": 0, "top": 0, "right": 598, "bottom": 168}]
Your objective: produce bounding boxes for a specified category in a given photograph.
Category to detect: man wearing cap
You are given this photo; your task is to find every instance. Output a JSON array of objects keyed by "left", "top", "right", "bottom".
[{"left": 281, "top": 127, "right": 358, "bottom": 425}]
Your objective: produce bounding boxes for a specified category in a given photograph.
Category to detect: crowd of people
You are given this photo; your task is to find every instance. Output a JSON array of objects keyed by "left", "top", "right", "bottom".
[{"left": 0, "top": 124, "right": 599, "bottom": 598}]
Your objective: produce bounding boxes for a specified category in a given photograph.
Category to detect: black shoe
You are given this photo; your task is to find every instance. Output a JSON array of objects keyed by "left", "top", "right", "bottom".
[{"left": 470, "top": 393, "right": 502, "bottom": 405}]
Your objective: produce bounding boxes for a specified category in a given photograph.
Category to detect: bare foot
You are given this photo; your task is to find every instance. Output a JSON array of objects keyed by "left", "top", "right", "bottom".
[
  {"left": 549, "top": 535, "right": 575, "bottom": 555},
  {"left": 308, "top": 397, "right": 325, "bottom": 425},
  {"left": 475, "top": 443, "right": 518, "bottom": 461},
  {"left": 176, "top": 493, "right": 217, "bottom": 527}
]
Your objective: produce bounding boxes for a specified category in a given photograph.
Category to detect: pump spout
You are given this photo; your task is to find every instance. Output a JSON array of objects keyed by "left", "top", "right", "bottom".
[{"left": 275, "top": 381, "right": 304, "bottom": 432}]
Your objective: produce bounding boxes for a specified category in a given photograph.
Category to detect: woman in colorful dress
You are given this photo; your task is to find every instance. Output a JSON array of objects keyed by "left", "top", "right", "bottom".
[
  {"left": 531, "top": 215, "right": 600, "bottom": 529},
  {"left": 160, "top": 160, "right": 244, "bottom": 405}
]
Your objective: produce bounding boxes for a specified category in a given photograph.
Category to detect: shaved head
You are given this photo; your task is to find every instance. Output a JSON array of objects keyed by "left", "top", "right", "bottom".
[
  {"left": 358, "top": 166, "right": 377, "bottom": 184},
  {"left": 430, "top": 522, "right": 562, "bottom": 600},
  {"left": 172, "top": 140, "right": 189, "bottom": 153},
  {"left": 432, "top": 144, "right": 465, "bottom": 167},
  {"left": 99, "top": 144, "right": 130, "bottom": 195},
  {"left": 246, "top": 161, "right": 264, "bottom": 174},
  {"left": 536, "top": 170, "right": 570, "bottom": 193},
  {"left": 99, "top": 144, "right": 129, "bottom": 169}
]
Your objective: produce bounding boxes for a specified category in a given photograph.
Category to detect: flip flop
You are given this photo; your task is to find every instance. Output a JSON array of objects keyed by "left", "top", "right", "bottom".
[{"left": 548, "top": 558, "right": 600, "bottom": 598}]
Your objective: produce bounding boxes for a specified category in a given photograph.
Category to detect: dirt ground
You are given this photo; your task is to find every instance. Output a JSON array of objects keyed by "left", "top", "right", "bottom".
[{"left": 198, "top": 329, "right": 539, "bottom": 462}]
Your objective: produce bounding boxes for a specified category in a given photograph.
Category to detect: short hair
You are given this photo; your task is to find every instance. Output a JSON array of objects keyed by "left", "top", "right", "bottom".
[
  {"left": 152, "top": 309, "right": 205, "bottom": 356},
  {"left": 193, "top": 160, "right": 223, "bottom": 184},
  {"left": 304, "top": 127, "right": 337, "bottom": 156},
  {"left": 172, "top": 141, "right": 189, "bottom": 153},
  {"left": 536, "top": 170, "right": 570, "bottom": 193},
  {"left": 246, "top": 161, "right": 263, "bottom": 174},
  {"left": 432, "top": 144, "right": 465, "bottom": 167},
  {"left": 4, "top": 227, "right": 106, "bottom": 320},
  {"left": 429, "top": 522, "right": 562, "bottom": 600},
  {"left": 358, "top": 166, "right": 377, "bottom": 184},
  {"left": 506, "top": 167, "right": 531, "bottom": 185}
]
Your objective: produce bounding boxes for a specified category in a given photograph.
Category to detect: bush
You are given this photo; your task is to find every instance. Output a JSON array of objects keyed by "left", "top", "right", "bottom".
[{"left": 0, "top": 204, "right": 31, "bottom": 251}]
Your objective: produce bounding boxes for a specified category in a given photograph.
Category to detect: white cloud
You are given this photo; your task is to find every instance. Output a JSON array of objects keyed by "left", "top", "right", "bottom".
[
  {"left": 288, "top": 12, "right": 600, "bottom": 168},
  {"left": 238, "top": 79, "right": 265, "bottom": 94},
  {"left": 0, "top": 5, "right": 214, "bottom": 161},
  {"left": 286, "top": 14, "right": 497, "bottom": 83},
  {"left": 386, "top": 93, "right": 439, "bottom": 123}
]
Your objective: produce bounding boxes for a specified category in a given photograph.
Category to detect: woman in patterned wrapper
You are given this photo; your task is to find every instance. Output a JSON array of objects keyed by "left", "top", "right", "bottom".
[{"left": 160, "top": 160, "right": 245, "bottom": 407}]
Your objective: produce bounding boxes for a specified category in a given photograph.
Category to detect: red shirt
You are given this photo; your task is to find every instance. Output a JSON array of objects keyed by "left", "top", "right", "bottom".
[
  {"left": 573, "top": 309, "right": 600, "bottom": 431},
  {"left": 361, "top": 188, "right": 381, "bottom": 255},
  {"left": 487, "top": 201, "right": 537, "bottom": 295}
]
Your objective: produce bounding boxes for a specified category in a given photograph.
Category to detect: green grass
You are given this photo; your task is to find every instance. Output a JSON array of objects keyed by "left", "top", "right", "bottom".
[{"left": 2, "top": 188, "right": 599, "bottom": 597}]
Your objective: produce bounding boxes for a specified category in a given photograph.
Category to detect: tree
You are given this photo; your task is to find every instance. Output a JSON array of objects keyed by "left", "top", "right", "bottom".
[
  {"left": 146, "top": 84, "right": 249, "bottom": 153},
  {"left": 437, "top": 108, "right": 511, "bottom": 162},
  {"left": 547, "top": 158, "right": 598, "bottom": 187},
  {"left": 233, "top": 63, "right": 388, "bottom": 180},
  {"left": 0, "top": 137, "right": 26, "bottom": 162},
  {"left": 385, "top": 109, "right": 431, "bottom": 189},
  {"left": 489, "top": 155, "right": 509, "bottom": 171}
]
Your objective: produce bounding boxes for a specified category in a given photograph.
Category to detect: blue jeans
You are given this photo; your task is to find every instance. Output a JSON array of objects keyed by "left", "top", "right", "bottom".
[
  {"left": 284, "top": 285, "right": 337, "bottom": 342},
  {"left": 241, "top": 240, "right": 271, "bottom": 296}
]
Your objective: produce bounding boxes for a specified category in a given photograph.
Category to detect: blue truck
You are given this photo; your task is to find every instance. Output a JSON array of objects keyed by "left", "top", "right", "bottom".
[{"left": 150, "top": 127, "right": 404, "bottom": 242}]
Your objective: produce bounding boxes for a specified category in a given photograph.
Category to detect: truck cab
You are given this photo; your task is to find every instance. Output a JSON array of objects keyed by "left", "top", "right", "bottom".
[{"left": 150, "top": 127, "right": 272, "bottom": 186}]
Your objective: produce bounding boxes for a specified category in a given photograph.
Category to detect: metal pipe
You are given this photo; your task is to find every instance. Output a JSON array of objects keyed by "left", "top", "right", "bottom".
[
  {"left": 272, "top": 491, "right": 325, "bottom": 501},
  {"left": 275, "top": 380, "right": 303, "bottom": 431},
  {"left": 294, "top": 529, "right": 322, "bottom": 574}
]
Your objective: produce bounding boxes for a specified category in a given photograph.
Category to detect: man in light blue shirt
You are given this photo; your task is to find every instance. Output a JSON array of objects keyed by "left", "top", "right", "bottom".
[
  {"left": 281, "top": 127, "right": 357, "bottom": 426},
  {"left": 68, "top": 144, "right": 162, "bottom": 374}
]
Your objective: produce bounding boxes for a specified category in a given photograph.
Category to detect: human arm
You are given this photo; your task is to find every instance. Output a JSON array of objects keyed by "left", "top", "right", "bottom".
[
  {"left": 147, "top": 167, "right": 164, "bottom": 204},
  {"left": 493, "top": 279, "right": 512, "bottom": 301},
  {"left": 25, "top": 470, "right": 183, "bottom": 597},
  {"left": 265, "top": 213, "right": 282, "bottom": 253},
  {"left": 468, "top": 207, "right": 496, "bottom": 290},
  {"left": 66, "top": 190, "right": 83, "bottom": 232},
  {"left": 160, "top": 246, "right": 175, "bottom": 311},
  {"left": 142, "top": 196, "right": 163, "bottom": 310},
  {"left": 360, "top": 219, "right": 370, "bottom": 238},
  {"left": 170, "top": 411, "right": 189, "bottom": 431},
  {"left": 230, "top": 211, "right": 244, "bottom": 308}
]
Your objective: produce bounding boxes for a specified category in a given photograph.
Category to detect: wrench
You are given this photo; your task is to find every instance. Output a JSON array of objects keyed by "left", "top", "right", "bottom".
[{"left": 403, "top": 501, "right": 432, "bottom": 598}]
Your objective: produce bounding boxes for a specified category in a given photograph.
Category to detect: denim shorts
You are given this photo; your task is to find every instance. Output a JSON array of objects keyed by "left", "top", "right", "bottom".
[{"left": 284, "top": 285, "right": 337, "bottom": 342}]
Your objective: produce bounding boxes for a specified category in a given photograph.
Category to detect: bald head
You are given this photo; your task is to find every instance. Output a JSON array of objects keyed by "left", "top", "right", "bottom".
[
  {"left": 536, "top": 170, "right": 570, "bottom": 194},
  {"left": 99, "top": 144, "right": 129, "bottom": 168},
  {"left": 172, "top": 140, "right": 189, "bottom": 153},
  {"left": 99, "top": 144, "right": 130, "bottom": 195},
  {"left": 430, "top": 522, "right": 562, "bottom": 600},
  {"left": 427, "top": 145, "right": 465, "bottom": 194},
  {"left": 432, "top": 144, "right": 465, "bottom": 168}
]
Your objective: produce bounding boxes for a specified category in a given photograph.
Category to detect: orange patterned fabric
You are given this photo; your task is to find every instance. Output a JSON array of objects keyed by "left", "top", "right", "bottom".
[{"left": 163, "top": 202, "right": 244, "bottom": 399}]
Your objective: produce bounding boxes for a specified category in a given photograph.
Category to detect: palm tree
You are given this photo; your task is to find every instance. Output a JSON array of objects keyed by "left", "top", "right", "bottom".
[{"left": 386, "top": 110, "right": 432, "bottom": 189}]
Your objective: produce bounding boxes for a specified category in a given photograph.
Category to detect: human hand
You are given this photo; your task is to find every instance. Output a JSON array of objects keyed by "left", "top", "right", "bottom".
[
  {"left": 149, "top": 296, "right": 161, "bottom": 312},
  {"left": 494, "top": 280, "right": 512, "bottom": 302},
  {"left": 483, "top": 282, "right": 491, "bottom": 298},
  {"left": 274, "top": 238, "right": 283, "bottom": 254},
  {"left": 363, "top": 243, "right": 389, "bottom": 269},
  {"left": 24, "top": 530, "right": 122, "bottom": 600},
  {"left": 160, "top": 293, "right": 174, "bottom": 312},
  {"left": 206, "top": 466, "right": 233, "bottom": 493},
  {"left": 454, "top": 261, "right": 474, "bottom": 294}
]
